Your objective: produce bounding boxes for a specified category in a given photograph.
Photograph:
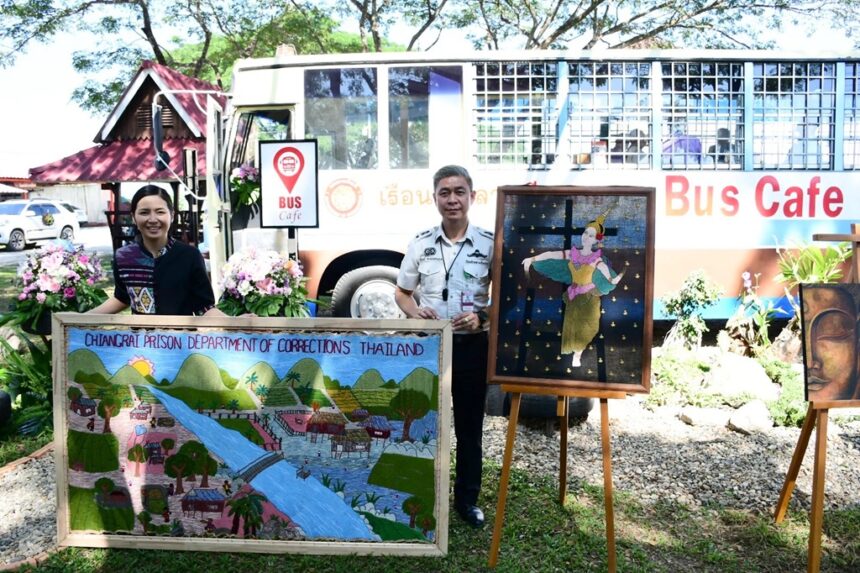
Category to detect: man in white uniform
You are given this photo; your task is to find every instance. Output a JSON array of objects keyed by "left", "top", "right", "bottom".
[{"left": 395, "top": 165, "right": 493, "bottom": 528}]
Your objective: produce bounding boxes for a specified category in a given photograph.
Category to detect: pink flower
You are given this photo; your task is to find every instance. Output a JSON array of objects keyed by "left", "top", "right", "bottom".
[
  {"left": 18, "top": 293, "right": 27, "bottom": 301},
  {"left": 36, "top": 293, "right": 46, "bottom": 303},
  {"left": 64, "top": 287, "right": 76, "bottom": 299}
]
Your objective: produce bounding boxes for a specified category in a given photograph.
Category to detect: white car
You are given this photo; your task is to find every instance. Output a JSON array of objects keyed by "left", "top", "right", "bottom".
[
  {"left": 0, "top": 199, "right": 81, "bottom": 251},
  {"left": 59, "top": 201, "right": 88, "bottom": 225}
]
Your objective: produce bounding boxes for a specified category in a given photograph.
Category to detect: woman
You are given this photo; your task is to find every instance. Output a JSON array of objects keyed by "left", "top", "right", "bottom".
[
  {"left": 523, "top": 211, "right": 623, "bottom": 367},
  {"left": 90, "top": 185, "right": 224, "bottom": 316}
]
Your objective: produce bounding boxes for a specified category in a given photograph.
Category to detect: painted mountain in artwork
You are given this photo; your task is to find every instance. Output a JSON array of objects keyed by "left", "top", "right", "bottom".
[
  {"left": 238, "top": 361, "right": 280, "bottom": 390},
  {"left": 353, "top": 368, "right": 386, "bottom": 390},
  {"left": 108, "top": 364, "right": 149, "bottom": 387},
  {"left": 67, "top": 348, "right": 111, "bottom": 381},
  {"left": 281, "top": 357, "right": 325, "bottom": 390},
  {"left": 400, "top": 367, "right": 436, "bottom": 401}
]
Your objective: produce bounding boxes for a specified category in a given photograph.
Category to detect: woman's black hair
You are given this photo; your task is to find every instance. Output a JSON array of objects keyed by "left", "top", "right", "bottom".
[{"left": 130, "top": 185, "right": 174, "bottom": 214}]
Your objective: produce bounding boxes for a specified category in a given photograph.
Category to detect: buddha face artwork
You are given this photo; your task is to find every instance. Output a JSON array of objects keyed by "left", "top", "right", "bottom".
[{"left": 800, "top": 284, "right": 860, "bottom": 401}]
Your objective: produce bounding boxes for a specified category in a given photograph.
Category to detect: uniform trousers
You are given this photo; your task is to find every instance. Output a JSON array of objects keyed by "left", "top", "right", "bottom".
[{"left": 452, "top": 330, "right": 489, "bottom": 508}]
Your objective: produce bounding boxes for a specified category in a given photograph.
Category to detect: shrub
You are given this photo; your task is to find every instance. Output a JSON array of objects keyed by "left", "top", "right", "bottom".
[
  {"left": 760, "top": 357, "right": 806, "bottom": 428},
  {"left": 661, "top": 270, "right": 722, "bottom": 350}
]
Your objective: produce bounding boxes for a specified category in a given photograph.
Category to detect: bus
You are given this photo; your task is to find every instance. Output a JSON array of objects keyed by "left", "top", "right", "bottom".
[{"left": 204, "top": 48, "right": 860, "bottom": 319}]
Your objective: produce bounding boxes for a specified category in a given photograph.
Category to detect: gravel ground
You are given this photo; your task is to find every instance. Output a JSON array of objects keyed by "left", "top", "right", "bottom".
[{"left": 2, "top": 398, "right": 859, "bottom": 568}]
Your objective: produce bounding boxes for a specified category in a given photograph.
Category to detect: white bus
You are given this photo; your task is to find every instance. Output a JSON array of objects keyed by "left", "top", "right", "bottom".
[{"left": 205, "top": 49, "right": 860, "bottom": 319}]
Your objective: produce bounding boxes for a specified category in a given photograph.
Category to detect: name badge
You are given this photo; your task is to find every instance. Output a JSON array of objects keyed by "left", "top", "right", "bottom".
[{"left": 460, "top": 291, "right": 474, "bottom": 313}]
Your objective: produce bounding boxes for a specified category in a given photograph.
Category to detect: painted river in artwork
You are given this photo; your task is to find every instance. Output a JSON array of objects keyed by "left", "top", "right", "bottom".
[{"left": 149, "top": 387, "right": 376, "bottom": 540}]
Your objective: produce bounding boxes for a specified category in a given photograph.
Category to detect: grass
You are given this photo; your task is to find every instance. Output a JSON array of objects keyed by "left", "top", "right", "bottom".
[{"left": 6, "top": 462, "right": 858, "bottom": 572}]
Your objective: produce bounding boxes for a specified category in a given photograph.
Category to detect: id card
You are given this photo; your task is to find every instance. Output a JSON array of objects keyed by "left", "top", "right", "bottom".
[{"left": 460, "top": 291, "right": 474, "bottom": 313}]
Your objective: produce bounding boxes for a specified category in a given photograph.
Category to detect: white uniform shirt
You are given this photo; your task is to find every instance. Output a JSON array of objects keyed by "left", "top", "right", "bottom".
[{"left": 397, "top": 224, "right": 494, "bottom": 321}]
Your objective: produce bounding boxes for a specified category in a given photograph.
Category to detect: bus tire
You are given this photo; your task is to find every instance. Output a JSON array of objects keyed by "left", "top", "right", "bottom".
[{"left": 331, "top": 265, "right": 405, "bottom": 319}]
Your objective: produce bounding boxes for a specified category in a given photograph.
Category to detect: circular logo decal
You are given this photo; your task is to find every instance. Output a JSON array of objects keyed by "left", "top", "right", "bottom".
[
  {"left": 325, "top": 179, "right": 362, "bottom": 218},
  {"left": 42, "top": 213, "right": 54, "bottom": 226}
]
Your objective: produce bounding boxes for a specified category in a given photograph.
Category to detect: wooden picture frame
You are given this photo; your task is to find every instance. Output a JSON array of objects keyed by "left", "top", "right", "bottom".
[
  {"left": 53, "top": 314, "right": 451, "bottom": 556},
  {"left": 488, "top": 186, "right": 655, "bottom": 393},
  {"left": 799, "top": 283, "right": 860, "bottom": 402}
]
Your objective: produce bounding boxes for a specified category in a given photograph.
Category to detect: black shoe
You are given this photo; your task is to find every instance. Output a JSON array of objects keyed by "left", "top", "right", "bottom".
[{"left": 456, "top": 504, "right": 485, "bottom": 528}]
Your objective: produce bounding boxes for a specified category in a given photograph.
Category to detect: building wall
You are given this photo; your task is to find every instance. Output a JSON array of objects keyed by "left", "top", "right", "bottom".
[{"left": 31, "top": 183, "right": 111, "bottom": 224}]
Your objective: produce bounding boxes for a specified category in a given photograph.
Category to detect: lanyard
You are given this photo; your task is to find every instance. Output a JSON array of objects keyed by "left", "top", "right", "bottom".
[{"left": 439, "top": 238, "right": 466, "bottom": 302}]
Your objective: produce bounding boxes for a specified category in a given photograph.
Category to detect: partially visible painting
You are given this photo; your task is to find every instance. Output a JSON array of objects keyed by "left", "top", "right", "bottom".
[
  {"left": 488, "top": 186, "right": 655, "bottom": 393},
  {"left": 800, "top": 283, "right": 860, "bottom": 401},
  {"left": 53, "top": 315, "right": 451, "bottom": 555}
]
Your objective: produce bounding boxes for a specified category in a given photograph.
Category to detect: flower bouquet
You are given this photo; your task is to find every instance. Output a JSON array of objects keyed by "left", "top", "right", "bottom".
[
  {"left": 217, "top": 247, "right": 312, "bottom": 317},
  {"left": 1, "top": 242, "right": 108, "bottom": 334},
  {"left": 230, "top": 162, "right": 261, "bottom": 207}
]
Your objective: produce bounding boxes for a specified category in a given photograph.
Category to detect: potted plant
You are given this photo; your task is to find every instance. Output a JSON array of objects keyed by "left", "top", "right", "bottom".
[
  {"left": 229, "top": 162, "right": 261, "bottom": 230},
  {"left": 217, "top": 247, "right": 313, "bottom": 317},
  {"left": 1, "top": 242, "right": 109, "bottom": 335}
]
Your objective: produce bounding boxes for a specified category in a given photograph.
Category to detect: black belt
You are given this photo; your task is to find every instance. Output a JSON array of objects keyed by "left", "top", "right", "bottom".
[{"left": 453, "top": 331, "right": 488, "bottom": 340}]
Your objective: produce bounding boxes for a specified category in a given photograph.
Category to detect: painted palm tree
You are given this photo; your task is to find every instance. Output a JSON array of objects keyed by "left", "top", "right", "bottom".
[
  {"left": 227, "top": 492, "right": 268, "bottom": 537},
  {"left": 285, "top": 371, "right": 301, "bottom": 388},
  {"left": 245, "top": 372, "right": 259, "bottom": 391}
]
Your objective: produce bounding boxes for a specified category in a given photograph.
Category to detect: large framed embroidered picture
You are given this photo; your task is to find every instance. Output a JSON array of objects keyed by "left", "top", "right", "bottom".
[
  {"left": 53, "top": 314, "right": 451, "bottom": 556},
  {"left": 488, "top": 186, "right": 655, "bottom": 393}
]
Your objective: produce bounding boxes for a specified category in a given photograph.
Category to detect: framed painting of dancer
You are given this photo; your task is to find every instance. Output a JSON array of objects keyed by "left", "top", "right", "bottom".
[
  {"left": 487, "top": 185, "right": 655, "bottom": 393},
  {"left": 52, "top": 313, "right": 452, "bottom": 556}
]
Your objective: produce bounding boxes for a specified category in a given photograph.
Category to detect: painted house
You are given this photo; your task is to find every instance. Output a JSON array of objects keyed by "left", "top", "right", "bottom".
[
  {"left": 330, "top": 428, "right": 372, "bottom": 459},
  {"left": 70, "top": 397, "right": 96, "bottom": 417},
  {"left": 28, "top": 61, "right": 225, "bottom": 250},
  {"left": 181, "top": 488, "right": 226, "bottom": 516},
  {"left": 306, "top": 411, "right": 347, "bottom": 438},
  {"left": 361, "top": 415, "right": 393, "bottom": 440}
]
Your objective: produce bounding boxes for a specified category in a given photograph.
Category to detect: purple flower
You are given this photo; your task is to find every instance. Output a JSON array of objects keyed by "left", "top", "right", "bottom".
[{"left": 64, "top": 287, "right": 76, "bottom": 299}]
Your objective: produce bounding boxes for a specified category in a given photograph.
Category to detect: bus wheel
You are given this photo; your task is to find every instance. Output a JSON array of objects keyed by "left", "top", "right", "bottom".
[{"left": 331, "top": 266, "right": 405, "bottom": 319}]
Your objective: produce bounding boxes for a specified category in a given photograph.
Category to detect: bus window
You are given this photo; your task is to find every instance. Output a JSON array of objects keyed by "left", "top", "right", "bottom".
[
  {"left": 305, "top": 68, "right": 378, "bottom": 170},
  {"left": 228, "top": 109, "right": 291, "bottom": 182},
  {"left": 474, "top": 61, "right": 557, "bottom": 167},
  {"left": 661, "top": 62, "right": 743, "bottom": 170},
  {"left": 752, "top": 62, "right": 835, "bottom": 169},
  {"left": 389, "top": 66, "right": 462, "bottom": 169},
  {"left": 844, "top": 63, "right": 860, "bottom": 169},
  {"left": 567, "top": 62, "right": 651, "bottom": 168}
]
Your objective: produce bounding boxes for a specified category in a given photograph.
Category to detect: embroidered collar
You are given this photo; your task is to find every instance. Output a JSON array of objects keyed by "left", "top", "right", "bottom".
[{"left": 569, "top": 247, "right": 602, "bottom": 265}]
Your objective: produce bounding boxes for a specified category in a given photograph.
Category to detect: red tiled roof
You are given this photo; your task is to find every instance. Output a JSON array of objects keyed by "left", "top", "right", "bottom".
[{"left": 29, "top": 138, "right": 207, "bottom": 184}]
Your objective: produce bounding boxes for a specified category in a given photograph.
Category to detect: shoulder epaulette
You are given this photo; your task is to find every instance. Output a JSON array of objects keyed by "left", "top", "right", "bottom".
[
  {"left": 414, "top": 228, "right": 434, "bottom": 239},
  {"left": 478, "top": 229, "right": 494, "bottom": 239}
]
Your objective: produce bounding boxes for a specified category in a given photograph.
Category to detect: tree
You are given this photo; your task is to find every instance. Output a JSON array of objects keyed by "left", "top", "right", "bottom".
[
  {"left": 456, "top": 0, "right": 857, "bottom": 50},
  {"left": 178, "top": 440, "right": 216, "bottom": 487},
  {"left": 0, "top": 1, "right": 364, "bottom": 113},
  {"left": 164, "top": 452, "right": 192, "bottom": 494},
  {"left": 416, "top": 512, "right": 436, "bottom": 536},
  {"left": 97, "top": 393, "right": 120, "bottom": 434},
  {"left": 389, "top": 388, "right": 430, "bottom": 442},
  {"left": 127, "top": 443, "right": 149, "bottom": 477},
  {"left": 160, "top": 437, "right": 175, "bottom": 457},
  {"left": 401, "top": 495, "right": 425, "bottom": 528},
  {"left": 226, "top": 492, "right": 268, "bottom": 537},
  {"left": 285, "top": 371, "right": 301, "bottom": 388},
  {"left": 67, "top": 386, "right": 82, "bottom": 402},
  {"left": 137, "top": 510, "right": 153, "bottom": 534},
  {"left": 226, "top": 398, "right": 240, "bottom": 413},
  {"left": 94, "top": 476, "right": 114, "bottom": 496},
  {"left": 334, "top": 0, "right": 450, "bottom": 52}
]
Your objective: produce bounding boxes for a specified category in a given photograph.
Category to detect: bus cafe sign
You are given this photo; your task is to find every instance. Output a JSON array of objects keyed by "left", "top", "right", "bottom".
[{"left": 260, "top": 140, "right": 320, "bottom": 228}]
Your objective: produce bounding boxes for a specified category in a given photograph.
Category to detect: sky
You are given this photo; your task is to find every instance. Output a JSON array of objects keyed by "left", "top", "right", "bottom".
[{"left": 0, "top": 21, "right": 854, "bottom": 179}]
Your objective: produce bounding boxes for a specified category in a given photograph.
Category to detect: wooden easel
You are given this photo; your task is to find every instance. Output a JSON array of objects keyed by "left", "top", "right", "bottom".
[
  {"left": 488, "top": 385, "right": 626, "bottom": 571},
  {"left": 773, "top": 223, "right": 860, "bottom": 573}
]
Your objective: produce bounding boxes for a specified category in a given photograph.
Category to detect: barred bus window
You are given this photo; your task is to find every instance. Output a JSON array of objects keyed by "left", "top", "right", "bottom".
[
  {"left": 389, "top": 66, "right": 462, "bottom": 169},
  {"left": 661, "top": 62, "right": 743, "bottom": 170},
  {"left": 845, "top": 63, "right": 860, "bottom": 169},
  {"left": 752, "top": 62, "right": 835, "bottom": 170},
  {"left": 568, "top": 61, "right": 651, "bottom": 169},
  {"left": 305, "top": 68, "right": 378, "bottom": 170},
  {"left": 473, "top": 61, "right": 558, "bottom": 168}
]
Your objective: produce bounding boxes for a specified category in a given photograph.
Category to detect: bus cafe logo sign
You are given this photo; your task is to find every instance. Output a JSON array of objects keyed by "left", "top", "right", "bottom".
[{"left": 260, "top": 140, "right": 319, "bottom": 228}]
